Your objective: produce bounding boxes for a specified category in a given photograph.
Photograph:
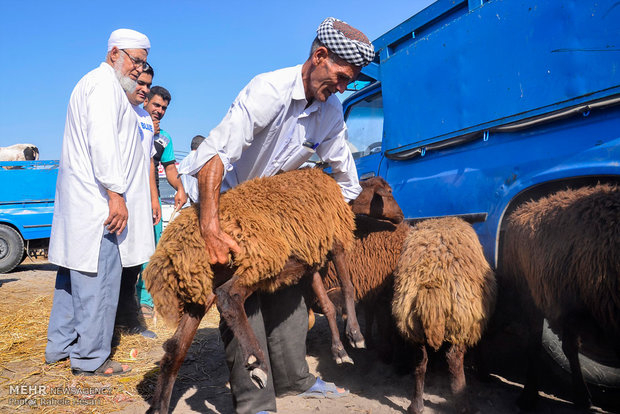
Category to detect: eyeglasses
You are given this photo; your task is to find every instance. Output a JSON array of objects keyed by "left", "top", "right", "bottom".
[{"left": 121, "top": 49, "right": 150, "bottom": 71}]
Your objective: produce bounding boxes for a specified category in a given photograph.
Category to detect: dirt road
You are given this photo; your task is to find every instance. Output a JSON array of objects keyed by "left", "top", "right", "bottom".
[{"left": 0, "top": 260, "right": 617, "bottom": 413}]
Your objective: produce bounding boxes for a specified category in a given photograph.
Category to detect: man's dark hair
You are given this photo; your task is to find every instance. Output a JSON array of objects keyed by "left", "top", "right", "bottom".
[
  {"left": 190, "top": 135, "right": 206, "bottom": 151},
  {"left": 147, "top": 85, "right": 171, "bottom": 103},
  {"left": 143, "top": 64, "right": 154, "bottom": 78}
]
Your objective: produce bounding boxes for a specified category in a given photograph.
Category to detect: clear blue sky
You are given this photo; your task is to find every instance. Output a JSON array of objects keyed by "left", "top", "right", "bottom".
[{"left": 1, "top": 0, "right": 434, "bottom": 160}]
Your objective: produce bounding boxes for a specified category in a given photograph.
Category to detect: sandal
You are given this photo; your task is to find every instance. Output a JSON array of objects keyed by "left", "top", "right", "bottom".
[
  {"left": 72, "top": 359, "right": 131, "bottom": 377},
  {"left": 298, "top": 377, "right": 349, "bottom": 399},
  {"left": 141, "top": 304, "right": 154, "bottom": 319}
]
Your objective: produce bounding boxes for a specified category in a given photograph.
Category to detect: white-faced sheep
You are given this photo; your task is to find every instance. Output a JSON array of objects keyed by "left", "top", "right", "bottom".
[
  {"left": 143, "top": 168, "right": 403, "bottom": 414},
  {"left": 500, "top": 183, "right": 620, "bottom": 410},
  {"left": 0, "top": 144, "right": 39, "bottom": 161},
  {"left": 392, "top": 217, "right": 496, "bottom": 414}
]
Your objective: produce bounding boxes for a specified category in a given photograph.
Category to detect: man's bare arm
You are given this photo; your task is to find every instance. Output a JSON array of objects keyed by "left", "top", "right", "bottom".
[
  {"left": 197, "top": 156, "right": 241, "bottom": 264},
  {"left": 150, "top": 159, "right": 161, "bottom": 225},
  {"left": 164, "top": 163, "right": 188, "bottom": 209}
]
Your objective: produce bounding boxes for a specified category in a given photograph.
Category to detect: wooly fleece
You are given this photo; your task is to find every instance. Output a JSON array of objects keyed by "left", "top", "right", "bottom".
[
  {"left": 501, "top": 183, "right": 620, "bottom": 335},
  {"left": 143, "top": 168, "right": 355, "bottom": 325},
  {"left": 320, "top": 217, "right": 411, "bottom": 303},
  {"left": 392, "top": 217, "right": 496, "bottom": 350}
]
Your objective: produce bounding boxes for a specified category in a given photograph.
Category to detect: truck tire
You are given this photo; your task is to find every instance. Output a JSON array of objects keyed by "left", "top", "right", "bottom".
[
  {"left": 542, "top": 320, "right": 620, "bottom": 388},
  {"left": 0, "top": 225, "right": 24, "bottom": 273}
]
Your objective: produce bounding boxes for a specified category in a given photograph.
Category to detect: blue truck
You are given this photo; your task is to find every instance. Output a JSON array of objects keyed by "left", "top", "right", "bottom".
[
  {"left": 0, "top": 160, "right": 58, "bottom": 273},
  {"left": 342, "top": 0, "right": 619, "bottom": 386}
]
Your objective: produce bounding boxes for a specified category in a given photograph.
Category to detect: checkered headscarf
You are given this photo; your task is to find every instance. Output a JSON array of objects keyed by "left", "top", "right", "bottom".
[{"left": 317, "top": 17, "right": 374, "bottom": 67}]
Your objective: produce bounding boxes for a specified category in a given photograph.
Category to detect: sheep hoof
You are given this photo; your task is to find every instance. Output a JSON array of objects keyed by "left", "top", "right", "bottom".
[
  {"left": 250, "top": 367, "right": 268, "bottom": 389},
  {"left": 352, "top": 339, "right": 366, "bottom": 349},
  {"left": 336, "top": 355, "right": 354, "bottom": 365}
]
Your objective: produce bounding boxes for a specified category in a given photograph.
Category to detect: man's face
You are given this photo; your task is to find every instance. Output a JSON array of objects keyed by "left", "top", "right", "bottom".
[
  {"left": 117, "top": 48, "right": 148, "bottom": 81},
  {"left": 144, "top": 95, "right": 169, "bottom": 122},
  {"left": 126, "top": 73, "right": 153, "bottom": 106},
  {"left": 308, "top": 49, "right": 361, "bottom": 102}
]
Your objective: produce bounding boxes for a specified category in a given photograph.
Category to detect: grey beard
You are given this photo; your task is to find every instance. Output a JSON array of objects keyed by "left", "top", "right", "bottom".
[
  {"left": 113, "top": 54, "right": 138, "bottom": 93},
  {"left": 118, "top": 75, "right": 137, "bottom": 93}
]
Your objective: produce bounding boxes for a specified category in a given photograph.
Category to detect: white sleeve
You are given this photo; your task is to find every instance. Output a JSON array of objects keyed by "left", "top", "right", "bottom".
[
  {"left": 86, "top": 79, "right": 127, "bottom": 194},
  {"left": 316, "top": 121, "right": 362, "bottom": 202},
  {"left": 179, "top": 76, "right": 283, "bottom": 178}
]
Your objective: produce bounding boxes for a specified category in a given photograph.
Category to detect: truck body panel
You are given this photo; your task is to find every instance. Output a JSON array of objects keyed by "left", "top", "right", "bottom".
[
  {"left": 374, "top": 0, "right": 620, "bottom": 152},
  {"left": 343, "top": 0, "right": 620, "bottom": 267},
  {"left": 0, "top": 160, "right": 57, "bottom": 241}
]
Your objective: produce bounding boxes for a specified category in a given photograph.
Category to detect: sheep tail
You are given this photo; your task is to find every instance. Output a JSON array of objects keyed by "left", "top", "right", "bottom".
[
  {"left": 393, "top": 248, "right": 452, "bottom": 352},
  {"left": 416, "top": 282, "right": 448, "bottom": 351}
]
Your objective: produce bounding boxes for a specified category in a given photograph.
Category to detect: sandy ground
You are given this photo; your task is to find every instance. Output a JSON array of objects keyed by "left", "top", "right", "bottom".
[{"left": 1, "top": 259, "right": 618, "bottom": 414}]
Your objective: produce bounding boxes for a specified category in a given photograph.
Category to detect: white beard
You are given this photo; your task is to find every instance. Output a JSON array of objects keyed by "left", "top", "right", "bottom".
[
  {"left": 114, "top": 55, "right": 138, "bottom": 93},
  {"left": 118, "top": 76, "right": 138, "bottom": 93}
]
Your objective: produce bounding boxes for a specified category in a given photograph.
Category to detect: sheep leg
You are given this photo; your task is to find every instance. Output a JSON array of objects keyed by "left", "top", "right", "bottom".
[
  {"left": 446, "top": 343, "right": 466, "bottom": 395},
  {"left": 517, "top": 312, "right": 544, "bottom": 411},
  {"left": 148, "top": 298, "right": 211, "bottom": 414},
  {"left": 408, "top": 343, "right": 428, "bottom": 414},
  {"left": 310, "top": 271, "right": 353, "bottom": 365},
  {"left": 332, "top": 241, "right": 365, "bottom": 348},
  {"left": 562, "top": 320, "right": 592, "bottom": 408},
  {"left": 363, "top": 303, "right": 375, "bottom": 349},
  {"left": 374, "top": 302, "right": 396, "bottom": 364},
  {"left": 446, "top": 342, "right": 475, "bottom": 413},
  {"left": 215, "top": 275, "right": 268, "bottom": 389}
]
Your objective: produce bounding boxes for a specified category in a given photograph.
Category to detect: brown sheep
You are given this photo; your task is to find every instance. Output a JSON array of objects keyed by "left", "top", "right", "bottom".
[
  {"left": 311, "top": 215, "right": 410, "bottom": 364},
  {"left": 500, "top": 183, "right": 620, "bottom": 410},
  {"left": 392, "top": 217, "right": 496, "bottom": 414},
  {"left": 307, "top": 177, "right": 407, "bottom": 364},
  {"left": 143, "top": 168, "right": 403, "bottom": 414}
]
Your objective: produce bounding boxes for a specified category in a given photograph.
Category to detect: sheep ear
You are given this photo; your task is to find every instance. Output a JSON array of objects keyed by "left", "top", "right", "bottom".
[{"left": 375, "top": 187, "right": 390, "bottom": 197}]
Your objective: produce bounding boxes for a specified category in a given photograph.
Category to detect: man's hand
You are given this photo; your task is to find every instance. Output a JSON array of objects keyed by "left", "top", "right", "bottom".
[
  {"left": 153, "top": 118, "right": 161, "bottom": 135},
  {"left": 200, "top": 223, "right": 241, "bottom": 264},
  {"left": 152, "top": 197, "right": 161, "bottom": 225},
  {"left": 174, "top": 186, "right": 188, "bottom": 210},
  {"left": 197, "top": 155, "right": 240, "bottom": 264},
  {"left": 200, "top": 222, "right": 241, "bottom": 265},
  {"left": 105, "top": 191, "right": 128, "bottom": 235}
]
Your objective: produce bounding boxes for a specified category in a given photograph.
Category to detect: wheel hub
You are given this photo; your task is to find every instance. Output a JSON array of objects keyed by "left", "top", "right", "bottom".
[{"left": 0, "top": 238, "right": 8, "bottom": 260}]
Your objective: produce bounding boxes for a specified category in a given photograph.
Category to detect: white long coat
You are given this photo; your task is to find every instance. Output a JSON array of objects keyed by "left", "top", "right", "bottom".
[{"left": 48, "top": 63, "right": 154, "bottom": 273}]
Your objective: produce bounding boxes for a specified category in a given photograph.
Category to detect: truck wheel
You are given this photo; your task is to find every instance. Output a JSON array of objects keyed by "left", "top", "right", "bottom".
[
  {"left": 542, "top": 320, "right": 620, "bottom": 388},
  {"left": 0, "top": 225, "right": 24, "bottom": 273}
]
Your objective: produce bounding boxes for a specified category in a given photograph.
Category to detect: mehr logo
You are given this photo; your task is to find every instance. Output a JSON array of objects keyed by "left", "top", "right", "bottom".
[{"left": 9, "top": 385, "right": 47, "bottom": 395}]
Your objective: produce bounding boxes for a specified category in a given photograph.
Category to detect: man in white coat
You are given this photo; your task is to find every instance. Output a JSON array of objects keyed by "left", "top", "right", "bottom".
[{"left": 45, "top": 29, "right": 155, "bottom": 376}]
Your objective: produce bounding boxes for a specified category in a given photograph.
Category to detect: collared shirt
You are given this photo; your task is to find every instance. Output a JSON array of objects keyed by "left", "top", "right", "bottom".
[
  {"left": 179, "top": 65, "right": 361, "bottom": 201},
  {"left": 48, "top": 63, "right": 155, "bottom": 272}
]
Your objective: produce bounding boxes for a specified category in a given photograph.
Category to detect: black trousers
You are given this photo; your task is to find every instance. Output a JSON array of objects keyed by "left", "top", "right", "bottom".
[
  {"left": 115, "top": 265, "right": 142, "bottom": 328},
  {"left": 220, "top": 283, "right": 316, "bottom": 414}
]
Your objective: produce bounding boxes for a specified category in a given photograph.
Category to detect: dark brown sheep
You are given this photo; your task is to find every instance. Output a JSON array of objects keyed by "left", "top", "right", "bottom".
[
  {"left": 143, "top": 169, "right": 402, "bottom": 414},
  {"left": 500, "top": 183, "right": 620, "bottom": 410},
  {"left": 392, "top": 217, "right": 496, "bottom": 414},
  {"left": 309, "top": 177, "right": 407, "bottom": 364},
  {"left": 311, "top": 215, "right": 410, "bottom": 364}
]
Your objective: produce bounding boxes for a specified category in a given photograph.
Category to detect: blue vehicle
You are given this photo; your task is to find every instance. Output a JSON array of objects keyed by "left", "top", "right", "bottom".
[
  {"left": 0, "top": 160, "right": 58, "bottom": 273},
  {"left": 342, "top": 0, "right": 620, "bottom": 385}
]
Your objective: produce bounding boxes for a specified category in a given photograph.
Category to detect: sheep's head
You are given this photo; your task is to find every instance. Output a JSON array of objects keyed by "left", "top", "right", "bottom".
[{"left": 351, "top": 177, "right": 404, "bottom": 224}]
